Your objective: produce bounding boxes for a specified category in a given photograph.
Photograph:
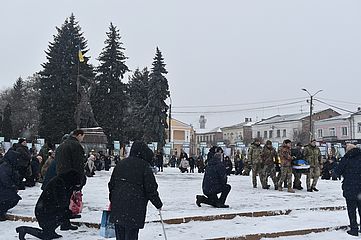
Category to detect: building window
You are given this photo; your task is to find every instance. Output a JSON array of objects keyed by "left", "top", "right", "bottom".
[
  {"left": 282, "top": 129, "right": 286, "bottom": 137},
  {"left": 269, "top": 130, "right": 273, "bottom": 138},
  {"left": 358, "top": 123, "right": 361, "bottom": 133},
  {"left": 197, "top": 136, "right": 200, "bottom": 143},
  {"left": 264, "top": 131, "right": 267, "bottom": 139},
  {"left": 342, "top": 127, "right": 348, "bottom": 136},
  {"left": 317, "top": 129, "right": 323, "bottom": 138},
  {"left": 276, "top": 130, "right": 281, "bottom": 138},
  {"left": 206, "top": 136, "right": 209, "bottom": 142},
  {"left": 257, "top": 131, "right": 261, "bottom": 138},
  {"left": 329, "top": 128, "right": 336, "bottom": 136}
]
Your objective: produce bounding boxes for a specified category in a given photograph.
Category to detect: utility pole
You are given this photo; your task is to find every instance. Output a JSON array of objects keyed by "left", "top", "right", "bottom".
[
  {"left": 302, "top": 89, "right": 323, "bottom": 141},
  {"left": 168, "top": 96, "right": 172, "bottom": 143}
]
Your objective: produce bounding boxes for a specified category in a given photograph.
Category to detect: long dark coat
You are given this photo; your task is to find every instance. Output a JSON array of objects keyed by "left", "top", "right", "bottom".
[
  {"left": 35, "top": 170, "right": 81, "bottom": 227},
  {"left": 108, "top": 142, "right": 162, "bottom": 229},
  {"left": 202, "top": 153, "right": 227, "bottom": 195},
  {"left": 56, "top": 136, "right": 86, "bottom": 185},
  {"left": 335, "top": 147, "right": 361, "bottom": 200},
  {"left": 15, "top": 144, "right": 31, "bottom": 168},
  {"left": 0, "top": 150, "right": 21, "bottom": 203}
]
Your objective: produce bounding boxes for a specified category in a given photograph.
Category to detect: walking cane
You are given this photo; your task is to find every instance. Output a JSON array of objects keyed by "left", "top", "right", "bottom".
[{"left": 158, "top": 209, "right": 168, "bottom": 240}]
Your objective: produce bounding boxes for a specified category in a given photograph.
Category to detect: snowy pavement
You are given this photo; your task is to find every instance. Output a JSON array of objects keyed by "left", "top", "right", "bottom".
[{"left": 1, "top": 167, "right": 355, "bottom": 239}]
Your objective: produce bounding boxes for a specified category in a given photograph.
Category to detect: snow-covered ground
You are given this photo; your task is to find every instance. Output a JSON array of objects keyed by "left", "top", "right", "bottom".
[{"left": 1, "top": 167, "right": 357, "bottom": 239}]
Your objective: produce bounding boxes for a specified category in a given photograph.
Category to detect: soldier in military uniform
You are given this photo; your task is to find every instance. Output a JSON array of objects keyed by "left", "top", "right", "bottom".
[
  {"left": 278, "top": 139, "right": 295, "bottom": 193},
  {"left": 247, "top": 139, "right": 263, "bottom": 188},
  {"left": 303, "top": 139, "right": 322, "bottom": 192},
  {"left": 261, "top": 140, "right": 278, "bottom": 190}
]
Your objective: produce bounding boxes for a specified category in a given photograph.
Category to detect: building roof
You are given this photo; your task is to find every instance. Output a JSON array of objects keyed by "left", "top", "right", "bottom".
[
  {"left": 255, "top": 112, "right": 310, "bottom": 125},
  {"left": 315, "top": 113, "right": 352, "bottom": 123},
  {"left": 195, "top": 127, "right": 222, "bottom": 135},
  {"left": 221, "top": 121, "right": 255, "bottom": 130}
]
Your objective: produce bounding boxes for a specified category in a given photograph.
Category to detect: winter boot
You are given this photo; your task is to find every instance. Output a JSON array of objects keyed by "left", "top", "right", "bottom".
[
  {"left": 307, "top": 188, "right": 313, "bottom": 192},
  {"left": 0, "top": 214, "right": 6, "bottom": 221},
  {"left": 278, "top": 186, "right": 283, "bottom": 191},
  {"left": 347, "top": 229, "right": 358, "bottom": 236},
  {"left": 312, "top": 187, "right": 319, "bottom": 192},
  {"left": 60, "top": 223, "right": 78, "bottom": 231},
  {"left": 196, "top": 195, "right": 206, "bottom": 207},
  {"left": 287, "top": 188, "right": 295, "bottom": 193},
  {"left": 16, "top": 226, "right": 44, "bottom": 240}
]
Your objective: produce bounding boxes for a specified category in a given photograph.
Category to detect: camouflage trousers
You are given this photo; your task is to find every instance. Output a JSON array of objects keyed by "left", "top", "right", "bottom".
[
  {"left": 306, "top": 166, "right": 321, "bottom": 190},
  {"left": 293, "top": 172, "right": 302, "bottom": 188},
  {"left": 252, "top": 163, "right": 263, "bottom": 188},
  {"left": 278, "top": 166, "right": 293, "bottom": 189},
  {"left": 261, "top": 164, "right": 278, "bottom": 188}
]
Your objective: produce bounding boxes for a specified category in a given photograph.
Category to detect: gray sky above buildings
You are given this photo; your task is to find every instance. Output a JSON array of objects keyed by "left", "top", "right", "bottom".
[{"left": 1, "top": 0, "right": 361, "bottom": 129}]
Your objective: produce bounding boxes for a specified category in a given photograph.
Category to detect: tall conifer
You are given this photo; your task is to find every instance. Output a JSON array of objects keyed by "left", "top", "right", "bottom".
[
  {"left": 92, "top": 23, "right": 129, "bottom": 144},
  {"left": 38, "top": 14, "right": 94, "bottom": 143},
  {"left": 143, "top": 48, "right": 170, "bottom": 148}
]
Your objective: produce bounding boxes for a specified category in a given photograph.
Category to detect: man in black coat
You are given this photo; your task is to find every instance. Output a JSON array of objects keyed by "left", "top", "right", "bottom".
[
  {"left": 56, "top": 129, "right": 86, "bottom": 231},
  {"left": 108, "top": 141, "right": 163, "bottom": 240},
  {"left": 0, "top": 149, "right": 21, "bottom": 221},
  {"left": 196, "top": 147, "right": 231, "bottom": 208},
  {"left": 15, "top": 139, "right": 32, "bottom": 190},
  {"left": 334, "top": 144, "right": 361, "bottom": 236},
  {"left": 16, "top": 170, "right": 82, "bottom": 240}
]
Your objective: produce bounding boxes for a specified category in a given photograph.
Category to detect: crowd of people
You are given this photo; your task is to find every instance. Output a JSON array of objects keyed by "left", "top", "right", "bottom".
[{"left": 0, "top": 130, "right": 360, "bottom": 238}]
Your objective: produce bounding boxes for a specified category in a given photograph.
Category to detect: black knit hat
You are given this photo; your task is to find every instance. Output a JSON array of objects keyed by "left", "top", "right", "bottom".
[{"left": 18, "top": 138, "right": 26, "bottom": 144}]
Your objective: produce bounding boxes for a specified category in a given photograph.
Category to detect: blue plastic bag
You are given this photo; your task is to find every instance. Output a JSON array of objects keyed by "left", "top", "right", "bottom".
[{"left": 99, "top": 210, "right": 115, "bottom": 238}]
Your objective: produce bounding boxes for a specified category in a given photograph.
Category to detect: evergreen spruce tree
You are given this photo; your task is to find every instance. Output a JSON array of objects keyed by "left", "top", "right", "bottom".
[
  {"left": 92, "top": 23, "right": 129, "bottom": 144},
  {"left": 143, "top": 48, "right": 170, "bottom": 148},
  {"left": 10, "top": 77, "right": 28, "bottom": 137},
  {"left": 124, "top": 68, "right": 150, "bottom": 140},
  {"left": 3, "top": 103, "right": 13, "bottom": 141},
  {"left": 38, "top": 14, "right": 94, "bottom": 143}
]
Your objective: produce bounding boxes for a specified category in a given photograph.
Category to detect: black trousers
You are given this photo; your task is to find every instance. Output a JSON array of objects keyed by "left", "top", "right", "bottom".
[
  {"left": 115, "top": 224, "right": 139, "bottom": 240},
  {"left": 346, "top": 198, "right": 361, "bottom": 231},
  {"left": 0, "top": 198, "right": 19, "bottom": 215},
  {"left": 204, "top": 184, "right": 231, "bottom": 207}
]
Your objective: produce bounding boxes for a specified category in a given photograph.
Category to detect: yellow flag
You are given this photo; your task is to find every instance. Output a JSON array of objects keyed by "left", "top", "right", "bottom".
[{"left": 78, "top": 50, "right": 84, "bottom": 62}]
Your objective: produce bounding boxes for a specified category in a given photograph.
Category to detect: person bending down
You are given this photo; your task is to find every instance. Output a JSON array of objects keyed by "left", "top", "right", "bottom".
[
  {"left": 196, "top": 147, "right": 231, "bottom": 208},
  {"left": 16, "top": 170, "right": 82, "bottom": 240}
]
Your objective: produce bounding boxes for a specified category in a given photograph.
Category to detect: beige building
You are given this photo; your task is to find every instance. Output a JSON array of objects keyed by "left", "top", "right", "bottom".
[
  {"left": 165, "top": 118, "right": 195, "bottom": 156},
  {"left": 221, "top": 118, "right": 254, "bottom": 146}
]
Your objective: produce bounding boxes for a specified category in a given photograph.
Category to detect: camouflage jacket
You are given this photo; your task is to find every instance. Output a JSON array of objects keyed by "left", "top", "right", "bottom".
[
  {"left": 248, "top": 144, "right": 263, "bottom": 165},
  {"left": 279, "top": 145, "right": 292, "bottom": 167},
  {"left": 261, "top": 146, "right": 278, "bottom": 166},
  {"left": 303, "top": 145, "right": 321, "bottom": 167}
]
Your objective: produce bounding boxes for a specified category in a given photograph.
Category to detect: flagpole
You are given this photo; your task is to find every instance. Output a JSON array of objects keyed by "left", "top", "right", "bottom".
[{"left": 76, "top": 46, "right": 81, "bottom": 129}]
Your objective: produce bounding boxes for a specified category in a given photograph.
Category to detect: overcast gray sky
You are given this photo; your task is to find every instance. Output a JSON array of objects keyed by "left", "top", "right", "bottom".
[{"left": 1, "top": 0, "right": 361, "bottom": 129}]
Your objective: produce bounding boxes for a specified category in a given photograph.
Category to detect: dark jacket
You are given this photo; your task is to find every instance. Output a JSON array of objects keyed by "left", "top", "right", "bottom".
[
  {"left": 334, "top": 147, "right": 361, "bottom": 200},
  {"left": 15, "top": 144, "right": 31, "bottom": 168},
  {"left": 0, "top": 150, "right": 21, "bottom": 203},
  {"left": 108, "top": 141, "right": 162, "bottom": 229},
  {"left": 36, "top": 170, "right": 81, "bottom": 224},
  {"left": 56, "top": 136, "right": 86, "bottom": 185},
  {"left": 41, "top": 158, "right": 57, "bottom": 190},
  {"left": 202, "top": 153, "right": 227, "bottom": 196}
]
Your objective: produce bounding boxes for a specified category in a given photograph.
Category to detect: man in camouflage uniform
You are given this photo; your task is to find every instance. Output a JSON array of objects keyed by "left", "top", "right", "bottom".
[
  {"left": 247, "top": 139, "right": 263, "bottom": 188},
  {"left": 278, "top": 139, "right": 295, "bottom": 193},
  {"left": 261, "top": 140, "right": 278, "bottom": 190},
  {"left": 303, "top": 139, "right": 322, "bottom": 192}
]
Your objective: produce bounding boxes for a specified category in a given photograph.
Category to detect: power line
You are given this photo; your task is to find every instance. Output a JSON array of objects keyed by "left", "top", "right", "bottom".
[
  {"left": 173, "top": 100, "right": 305, "bottom": 114},
  {"left": 172, "top": 97, "right": 306, "bottom": 109},
  {"left": 317, "top": 97, "right": 361, "bottom": 106},
  {"left": 313, "top": 98, "right": 355, "bottom": 113}
]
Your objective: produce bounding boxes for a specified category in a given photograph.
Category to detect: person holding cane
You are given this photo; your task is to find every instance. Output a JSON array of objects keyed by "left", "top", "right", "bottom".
[{"left": 108, "top": 141, "right": 163, "bottom": 240}]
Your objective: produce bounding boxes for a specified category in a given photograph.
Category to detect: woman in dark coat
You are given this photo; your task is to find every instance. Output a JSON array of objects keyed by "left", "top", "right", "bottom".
[
  {"left": 196, "top": 148, "right": 231, "bottom": 208},
  {"left": 334, "top": 144, "right": 361, "bottom": 236},
  {"left": 0, "top": 149, "right": 21, "bottom": 221},
  {"left": 16, "top": 169, "right": 82, "bottom": 240},
  {"left": 108, "top": 141, "right": 163, "bottom": 240}
]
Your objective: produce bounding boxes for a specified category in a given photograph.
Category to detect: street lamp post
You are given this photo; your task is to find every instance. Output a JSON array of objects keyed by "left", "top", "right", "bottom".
[
  {"left": 302, "top": 88, "right": 323, "bottom": 141},
  {"left": 168, "top": 96, "right": 172, "bottom": 143}
]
